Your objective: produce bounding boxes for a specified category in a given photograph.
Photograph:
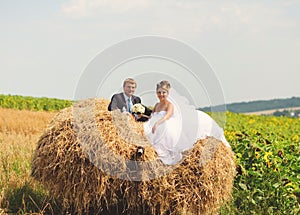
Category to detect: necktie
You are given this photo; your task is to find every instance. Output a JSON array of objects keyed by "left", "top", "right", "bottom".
[{"left": 127, "top": 98, "right": 131, "bottom": 113}]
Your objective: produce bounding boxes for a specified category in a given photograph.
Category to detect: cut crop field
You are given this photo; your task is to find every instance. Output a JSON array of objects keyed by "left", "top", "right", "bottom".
[{"left": 0, "top": 108, "right": 56, "bottom": 214}]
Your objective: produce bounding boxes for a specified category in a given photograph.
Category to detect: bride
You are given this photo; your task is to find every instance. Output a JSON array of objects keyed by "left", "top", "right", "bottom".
[{"left": 143, "top": 80, "right": 230, "bottom": 165}]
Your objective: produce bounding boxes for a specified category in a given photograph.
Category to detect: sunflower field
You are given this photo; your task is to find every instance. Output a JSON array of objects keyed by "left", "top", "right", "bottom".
[
  {"left": 0, "top": 94, "right": 72, "bottom": 111},
  {"left": 223, "top": 112, "right": 300, "bottom": 214}
]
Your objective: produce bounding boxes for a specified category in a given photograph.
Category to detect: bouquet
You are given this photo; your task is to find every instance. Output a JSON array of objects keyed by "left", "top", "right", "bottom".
[{"left": 131, "top": 103, "right": 145, "bottom": 114}]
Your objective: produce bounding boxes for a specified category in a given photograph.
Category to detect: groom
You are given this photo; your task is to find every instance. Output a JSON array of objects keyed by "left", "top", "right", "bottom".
[{"left": 108, "top": 78, "right": 151, "bottom": 122}]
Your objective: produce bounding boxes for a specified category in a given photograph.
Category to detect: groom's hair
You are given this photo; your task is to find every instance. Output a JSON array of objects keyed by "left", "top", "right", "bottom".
[{"left": 123, "top": 78, "right": 137, "bottom": 87}]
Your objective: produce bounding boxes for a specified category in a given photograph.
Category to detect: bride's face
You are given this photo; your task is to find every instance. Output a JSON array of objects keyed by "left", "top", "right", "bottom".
[{"left": 156, "top": 88, "right": 169, "bottom": 101}]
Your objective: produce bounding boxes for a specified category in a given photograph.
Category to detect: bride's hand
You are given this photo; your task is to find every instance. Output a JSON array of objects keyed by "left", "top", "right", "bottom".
[{"left": 152, "top": 123, "right": 158, "bottom": 134}]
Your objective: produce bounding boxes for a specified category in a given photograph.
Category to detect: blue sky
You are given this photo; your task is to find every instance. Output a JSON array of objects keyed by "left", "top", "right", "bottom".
[{"left": 0, "top": 0, "right": 299, "bottom": 107}]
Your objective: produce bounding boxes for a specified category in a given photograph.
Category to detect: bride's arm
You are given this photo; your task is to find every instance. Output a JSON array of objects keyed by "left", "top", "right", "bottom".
[
  {"left": 152, "top": 103, "right": 174, "bottom": 133},
  {"left": 152, "top": 103, "right": 158, "bottom": 113}
]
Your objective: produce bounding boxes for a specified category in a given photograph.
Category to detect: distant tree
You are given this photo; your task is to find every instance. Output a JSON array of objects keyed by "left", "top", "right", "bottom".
[
  {"left": 200, "top": 97, "right": 300, "bottom": 113},
  {"left": 273, "top": 111, "right": 284, "bottom": 116}
]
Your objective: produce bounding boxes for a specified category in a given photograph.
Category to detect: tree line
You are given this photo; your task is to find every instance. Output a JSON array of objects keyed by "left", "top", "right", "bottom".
[{"left": 200, "top": 97, "right": 300, "bottom": 114}]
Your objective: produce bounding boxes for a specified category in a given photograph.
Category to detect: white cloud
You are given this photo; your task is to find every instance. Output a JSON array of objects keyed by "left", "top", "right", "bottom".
[
  {"left": 60, "top": 0, "right": 153, "bottom": 18},
  {"left": 59, "top": 0, "right": 298, "bottom": 40}
]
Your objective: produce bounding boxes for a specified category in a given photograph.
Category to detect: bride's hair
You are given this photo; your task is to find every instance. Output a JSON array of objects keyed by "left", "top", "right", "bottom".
[{"left": 156, "top": 80, "right": 171, "bottom": 92}]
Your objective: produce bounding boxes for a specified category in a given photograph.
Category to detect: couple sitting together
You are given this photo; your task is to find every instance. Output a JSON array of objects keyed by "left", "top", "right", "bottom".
[{"left": 108, "top": 78, "right": 230, "bottom": 165}]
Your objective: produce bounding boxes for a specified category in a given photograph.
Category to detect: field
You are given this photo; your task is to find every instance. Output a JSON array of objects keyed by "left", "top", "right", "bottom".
[
  {"left": 224, "top": 112, "right": 299, "bottom": 214},
  {"left": 0, "top": 108, "right": 56, "bottom": 214},
  {"left": 243, "top": 106, "right": 300, "bottom": 116},
  {"left": 0, "top": 97, "right": 299, "bottom": 214}
]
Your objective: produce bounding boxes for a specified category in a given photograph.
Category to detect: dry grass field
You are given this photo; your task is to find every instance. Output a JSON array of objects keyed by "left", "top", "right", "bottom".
[
  {"left": 0, "top": 108, "right": 55, "bottom": 214},
  {"left": 243, "top": 106, "right": 300, "bottom": 115}
]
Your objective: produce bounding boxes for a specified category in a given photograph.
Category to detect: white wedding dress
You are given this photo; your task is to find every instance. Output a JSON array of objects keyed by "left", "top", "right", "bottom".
[{"left": 143, "top": 89, "right": 230, "bottom": 165}]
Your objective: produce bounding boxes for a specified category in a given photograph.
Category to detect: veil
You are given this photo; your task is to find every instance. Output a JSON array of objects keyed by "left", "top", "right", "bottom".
[{"left": 168, "top": 88, "right": 200, "bottom": 152}]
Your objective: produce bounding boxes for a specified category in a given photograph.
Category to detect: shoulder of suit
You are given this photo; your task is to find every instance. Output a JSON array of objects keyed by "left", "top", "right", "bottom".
[
  {"left": 133, "top": 95, "right": 141, "bottom": 101},
  {"left": 112, "top": 93, "right": 123, "bottom": 97}
]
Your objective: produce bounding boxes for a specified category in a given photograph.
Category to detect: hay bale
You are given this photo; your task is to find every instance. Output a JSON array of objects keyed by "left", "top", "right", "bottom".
[{"left": 31, "top": 98, "right": 235, "bottom": 215}]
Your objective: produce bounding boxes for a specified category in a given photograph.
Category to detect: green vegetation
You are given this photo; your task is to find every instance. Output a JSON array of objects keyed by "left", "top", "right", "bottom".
[
  {"left": 2, "top": 94, "right": 299, "bottom": 115},
  {"left": 201, "top": 97, "right": 300, "bottom": 113},
  {"left": 273, "top": 109, "right": 300, "bottom": 118},
  {"left": 0, "top": 94, "right": 72, "bottom": 111},
  {"left": 2, "top": 183, "right": 60, "bottom": 214},
  {"left": 223, "top": 112, "right": 300, "bottom": 214}
]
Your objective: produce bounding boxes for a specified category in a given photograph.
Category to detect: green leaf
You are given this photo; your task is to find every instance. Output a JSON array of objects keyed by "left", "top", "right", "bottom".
[{"left": 239, "top": 183, "right": 247, "bottom": 191}]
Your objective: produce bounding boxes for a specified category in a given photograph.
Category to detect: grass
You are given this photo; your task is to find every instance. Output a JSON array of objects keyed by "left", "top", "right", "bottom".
[{"left": 0, "top": 108, "right": 57, "bottom": 214}]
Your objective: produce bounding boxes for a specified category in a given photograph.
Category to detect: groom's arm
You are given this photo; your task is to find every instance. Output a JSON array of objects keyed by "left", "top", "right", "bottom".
[
  {"left": 144, "top": 106, "right": 152, "bottom": 116},
  {"left": 133, "top": 96, "right": 141, "bottom": 104},
  {"left": 108, "top": 94, "right": 119, "bottom": 111}
]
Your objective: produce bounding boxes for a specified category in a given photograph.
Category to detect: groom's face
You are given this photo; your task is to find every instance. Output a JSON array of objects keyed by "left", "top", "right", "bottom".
[{"left": 123, "top": 82, "right": 136, "bottom": 97}]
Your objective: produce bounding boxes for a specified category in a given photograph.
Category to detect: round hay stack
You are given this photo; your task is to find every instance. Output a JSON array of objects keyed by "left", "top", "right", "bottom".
[{"left": 31, "top": 98, "right": 235, "bottom": 215}]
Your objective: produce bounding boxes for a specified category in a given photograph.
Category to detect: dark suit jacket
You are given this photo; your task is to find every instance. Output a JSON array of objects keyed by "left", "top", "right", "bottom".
[
  {"left": 136, "top": 105, "right": 152, "bottom": 122},
  {"left": 108, "top": 93, "right": 152, "bottom": 122},
  {"left": 108, "top": 93, "right": 141, "bottom": 111}
]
